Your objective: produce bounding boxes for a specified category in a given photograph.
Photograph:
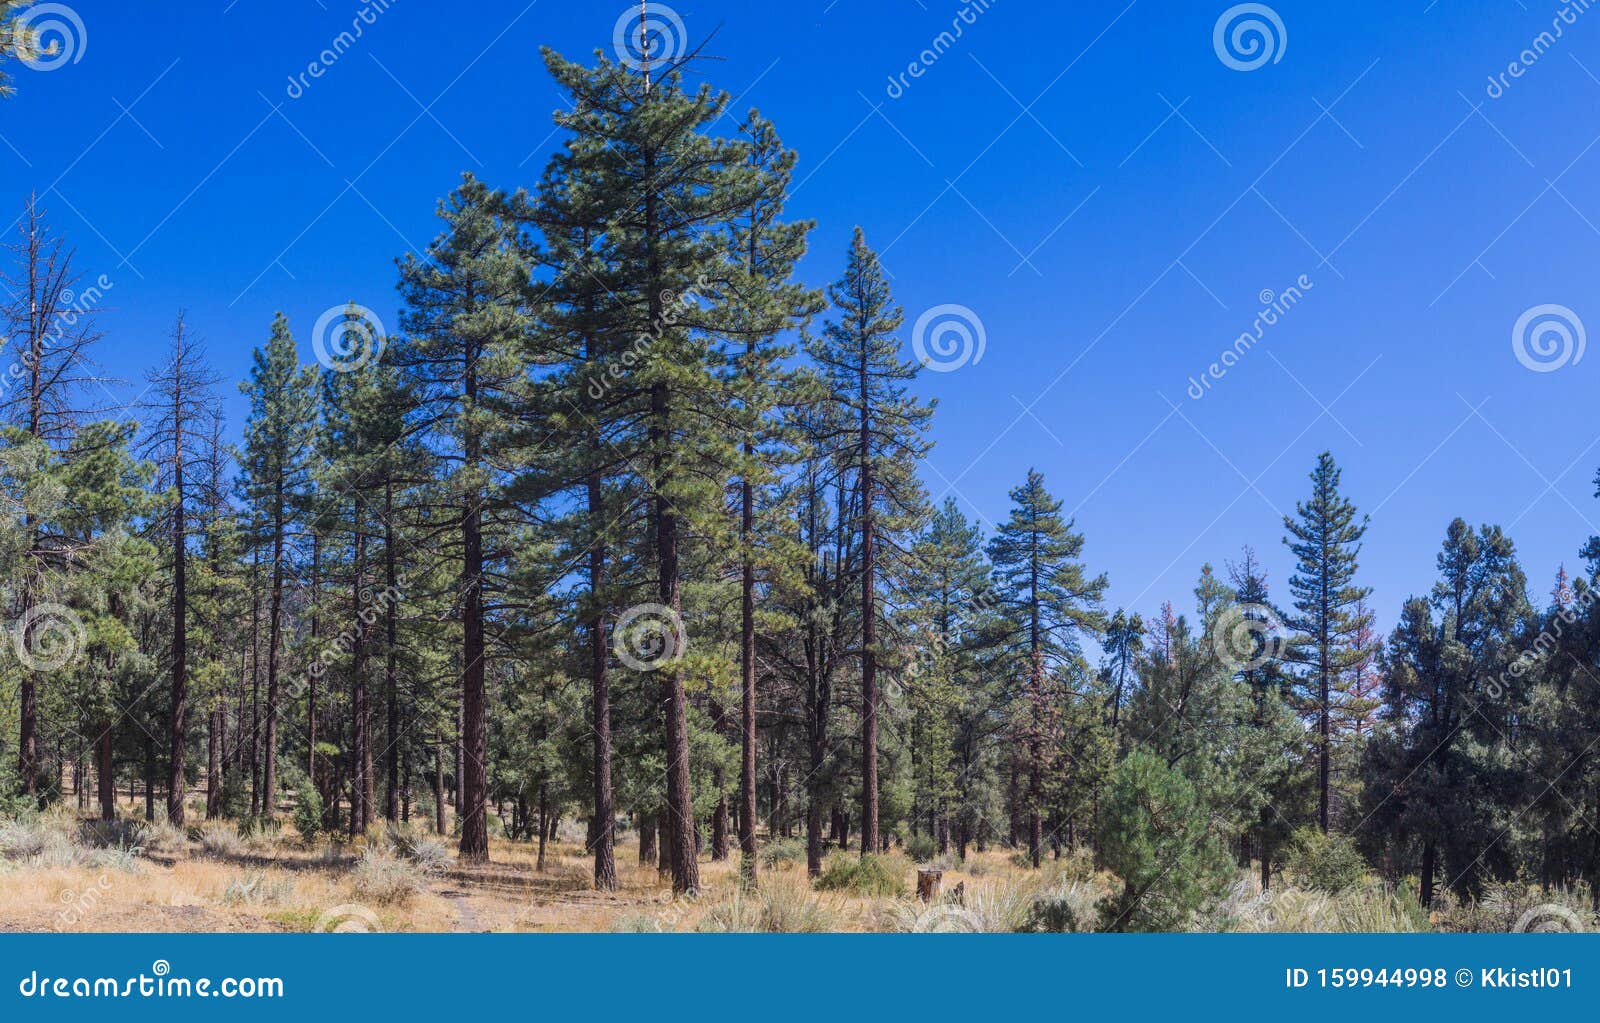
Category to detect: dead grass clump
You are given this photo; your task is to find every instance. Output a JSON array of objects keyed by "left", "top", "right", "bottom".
[
  {"left": 218, "top": 870, "right": 294, "bottom": 907},
  {"left": 700, "top": 875, "right": 840, "bottom": 933},
  {"left": 351, "top": 848, "right": 429, "bottom": 906},
  {"left": 196, "top": 822, "right": 248, "bottom": 859}
]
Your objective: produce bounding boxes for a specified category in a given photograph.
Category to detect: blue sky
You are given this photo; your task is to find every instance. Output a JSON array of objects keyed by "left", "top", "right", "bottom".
[{"left": 3, "top": 0, "right": 1599, "bottom": 633}]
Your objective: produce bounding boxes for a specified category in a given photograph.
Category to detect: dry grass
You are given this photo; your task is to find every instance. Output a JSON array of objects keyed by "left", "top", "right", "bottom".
[
  {"left": 0, "top": 803, "right": 1567, "bottom": 934},
  {"left": 0, "top": 809, "right": 1117, "bottom": 934}
]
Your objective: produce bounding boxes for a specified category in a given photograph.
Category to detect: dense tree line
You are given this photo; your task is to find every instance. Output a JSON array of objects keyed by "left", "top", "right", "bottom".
[{"left": 2, "top": 43, "right": 1598, "bottom": 921}]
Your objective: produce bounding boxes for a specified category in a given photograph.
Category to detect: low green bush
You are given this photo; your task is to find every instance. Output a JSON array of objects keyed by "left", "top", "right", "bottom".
[
  {"left": 814, "top": 853, "right": 907, "bottom": 897},
  {"left": 1285, "top": 827, "right": 1366, "bottom": 893}
]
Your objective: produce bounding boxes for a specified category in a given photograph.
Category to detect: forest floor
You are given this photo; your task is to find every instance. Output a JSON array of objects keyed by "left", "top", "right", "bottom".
[
  {"left": 1, "top": 802, "right": 1591, "bottom": 933},
  {"left": 0, "top": 816, "right": 1008, "bottom": 933},
  {"left": 0, "top": 800, "right": 1104, "bottom": 933}
]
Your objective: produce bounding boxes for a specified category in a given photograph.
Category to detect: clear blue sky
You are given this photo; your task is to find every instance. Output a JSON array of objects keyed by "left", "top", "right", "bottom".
[{"left": 3, "top": 0, "right": 1598, "bottom": 633}]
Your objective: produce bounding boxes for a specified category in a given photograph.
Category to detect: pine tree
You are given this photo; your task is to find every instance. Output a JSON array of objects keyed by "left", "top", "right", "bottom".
[
  {"left": 900, "top": 499, "right": 992, "bottom": 852},
  {"left": 1368, "top": 519, "right": 1529, "bottom": 904},
  {"left": 1223, "top": 547, "right": 1304, "bottom": 886},
  {"left": 769, "top": 400, "right": 857, "bottom": 875},
  {"left": 809, "top": 227, "right": 934, "bottom": 858},
  {"left": 193, "top": 412, "right": 244, "bottom": 821},
  {"left": 396, "top": 176, "right": 531, "bottom": 862},
  {"left": 720, "top": 112, "right": 823, "bottom": 882},
  {"left": 318, "top": 321, "right": 408, "bottom": 835},
  {"left": 239, "top": 313, "right": 317, "bottom": 820},
  {"left": 537, "top": 45, "right": 784, "bottom": 893},
  {"left": 1329, "top": 595, "right": 1382, "bottom": 821},
  {"left": 987, "top": 469, "right": 1107, "bottom": 867},
  {"left": 523, "top": 152, "right": 628, "bottom": 889},
  {"left": 1102, "top": 610, "right": 1144, "bottom": 733},
  {"left": 1281, "top": 452, "right": 1374, "bottom": 833},
  {"left": 1098, "top": 748, "right": 1234, "bottom": 931}
]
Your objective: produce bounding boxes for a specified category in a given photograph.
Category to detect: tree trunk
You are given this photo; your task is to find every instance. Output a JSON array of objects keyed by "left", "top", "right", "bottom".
[
  {"left": 536, "top": 783, "right": 548, "bottom": 872},
  {"left": 143, "top": 735, "right": 155, "bottom": 822},
  {"left": 859, "top": 419, "right": 880, "bottom": 857},
  {"left": 1318, "top": 649, "right": 1331, "bottom": 834},
  {"left": 458, "top": 449, "right": 489, "bottom": 862},
  {"left": 17, "top": 579, "right": 37, "bottom": 798},
  {"left": 245, "top": 550, "right": 260, "bottom": 816},
  {"left": 739, "top": 429, "right": 759, "bottom": 883},
  {"left": 96, "top": 723, "right": 114, "bottom": 822},
  {"left": 262, "top": 480, "right": 286, "bottom": 819},
  {"left": 587, "top": 445, "right": 616, "bottom": 891},
  {"left": 1420, "top": 839, "right": 1436, "bottom": 907},
  {"left": 308, "top": 531, "right": 319, "bottom": 790},
  {"left": 206, "top": 706, "right": 222, "bottom": 819},
  {"left": 350, "top": 496, "right": 373, "bottom": 839},
  {"left": 710, "top": 761, "right": 730, "bottom": 862},
  {"left": 168, "top": 455, "right": 188, "bottom": 825},
  {"left": 433, "top": 736, "right": 447, "bottom": 835},
  {"left": 657, "top": 801, "right": 672, "bottom": 879},
  {"left": 639, "top": 810, "right": 657, "bottom": 865},
  {"left": 383, "top": 480, "right": 400, "bottom": 822}
]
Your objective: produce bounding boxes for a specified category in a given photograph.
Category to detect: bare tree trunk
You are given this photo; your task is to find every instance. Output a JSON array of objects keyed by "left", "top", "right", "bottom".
[
  {"left": 350, "top": 496, "right": 373, "bottom": 838},
  {"left": 453, "top": 690, "right": 463, "bottom": 811},
  {"left": 458, "top": 404, "right": 489, "bottom": 861},
  {"left": 657, "top": 801, "right": 672, "bottom": 879},
  {"left": 859, "top": 394, "right": 880, "bottom": 856},
  {"left": 588, "top": 469, "right": 616, "bottom": 891},
  {"left": 433, "top": 736, "right": 447, "bottom": 835},
  {"left": 206, "top": 706, "right": 222, "bottom": 819},
  {"left": 248, "top": 549, "right": 262, "bottom": 817},
  {"left": 143, "top": 735, "right": 155, "bottom": 822},
  {"left": 639, "top": 810, "right": 657, "bottom": 866},
  {"left": 168, "top": 469, "right": 188, "bottom": 825},
  {"left": 536, "top": 783, "right": 548, "bottom": 872},
  {"left": 738, "top": 407, "right": 760, "bottom": 883},
  {"left": 308, "top": 531, "right": 319, "bottom": 790},
  {"left": 96, "top": 723, "right": 114, "bottom": 822}
]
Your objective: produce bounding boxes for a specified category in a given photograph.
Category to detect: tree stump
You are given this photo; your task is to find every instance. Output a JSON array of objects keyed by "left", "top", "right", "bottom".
[{"left": 916, "top": 868, "right": 943, "bottom": 903}]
